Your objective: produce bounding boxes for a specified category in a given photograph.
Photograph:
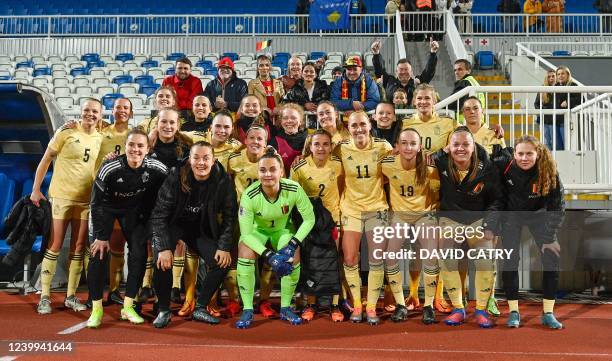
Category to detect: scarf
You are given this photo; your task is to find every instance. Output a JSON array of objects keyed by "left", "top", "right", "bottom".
[{"left": 341, "top": 75, "right": 367, "bottom": 102}]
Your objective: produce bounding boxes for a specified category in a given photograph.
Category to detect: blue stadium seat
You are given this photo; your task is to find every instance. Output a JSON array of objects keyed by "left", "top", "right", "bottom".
[
  {"left": 0, "top": 76, "right": 12, "bottom": 81},
  {"left": 81, "top": 53, "right": 100, "bottom": 63},
  {"left": 87, "top": 60, "right": 105, "bottom": 68},
  {"left": 70, "top": 67, "right": 89, "bottom": 77},
  {"left": 167, "top": 52, "right": 186, "bottom": 61},
  {"left": 32, "top": 67, "right": 51, "bottom": 77},
  {"left": 206, "top": 68, "right": 218, "bottom": 77},
  {"left": 0, "top": 173, "right": 16, "bottom": 235},
  {"left": 552, "top": 50, "right": 571, "bottom": 56},
  {"left": 221, "top": 52, "right": 239, "bottom": 62},
  {"left": 310, "top": 52, "right": 326, "bottom": 60},
  {"left": 141, "top": 60, "right": 158, "bottom": 68},
  {"left": 135, "top": 75, "right": 154, "bottom": 87},
  {"left": 166, "top": 68, "right": 175, "bottom": 75},
  {"left": 113, "top": 75, "right": 133, "bottom": 85},
  {"left": 16, "top": 61, "right": 33, "bottom": 69},
  {"left": 274, "top": 52, "right": 291, "bottom": 62},
  {"left": 102, "top": 93, "right": 124, "bottom": 109},
  {"left": 476, "top": 51, "right": 495, "bottom": 70},
  {"left": 140, "top": 84, "right": 160, "bottom": 97},
  {"left": 116, "top": 53, "right": 134, "bottom": 62},
  {"left": 196, "top": 60, "right": 213, "bottom": 69}
]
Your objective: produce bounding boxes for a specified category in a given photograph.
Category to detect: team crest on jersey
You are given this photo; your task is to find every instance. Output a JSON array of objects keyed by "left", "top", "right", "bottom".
[
  {"left": 282, "top": 205, "right": 289, "bottom": 214},
  {"left": 434, "top": 126, "right": 440, "bottom": 136},
  {"left": 347, "top": 155, "right": 353, "bottom": 161},
  {"left": 142, "top": 171, "right": 149, "bottom": 183}
]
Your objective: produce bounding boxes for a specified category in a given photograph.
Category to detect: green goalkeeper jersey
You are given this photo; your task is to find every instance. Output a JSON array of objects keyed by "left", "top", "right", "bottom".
[{"left": 239, "top": 178, "right": 315, "bottom": 243}]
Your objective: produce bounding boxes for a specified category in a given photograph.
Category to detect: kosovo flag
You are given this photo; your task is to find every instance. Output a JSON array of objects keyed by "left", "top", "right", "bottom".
[{"left": 309, "top": 0, "right": 350, "bottom": 31}]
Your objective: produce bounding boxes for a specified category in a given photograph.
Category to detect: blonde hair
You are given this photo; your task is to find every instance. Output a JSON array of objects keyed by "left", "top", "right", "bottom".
[
  {"left": 514, "top": 135, "right": 558, "bottom": 196},
  {"left": 542, "top": 70, "right": 556, "bottom": 104},
  {"left": 448, "top": 126, "right": 479, "bottom": 184},
  {"left": 555, "top": 65, "right": 573, "bottom": 85},
  {"left": 280, "top": 103, "right": 305, "bottom": 130}
]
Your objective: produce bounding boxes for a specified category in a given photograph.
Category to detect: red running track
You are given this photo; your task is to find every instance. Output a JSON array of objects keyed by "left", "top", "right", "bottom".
[{"left": 0, "top": 292, "right": 610, "bottom": 361}]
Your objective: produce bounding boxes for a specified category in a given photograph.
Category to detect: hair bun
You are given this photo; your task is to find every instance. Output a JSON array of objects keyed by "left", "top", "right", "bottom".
[{"left": 264, "top": 146, "right": 277, "bottom": 156}]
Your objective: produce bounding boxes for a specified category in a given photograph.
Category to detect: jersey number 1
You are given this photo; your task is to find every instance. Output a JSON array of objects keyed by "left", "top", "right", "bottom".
[{"left": 356, "top": 165, "right": 370, "bottom": 179}]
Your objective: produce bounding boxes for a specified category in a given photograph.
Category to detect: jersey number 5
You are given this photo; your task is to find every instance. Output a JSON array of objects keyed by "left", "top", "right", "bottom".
[{"left": 83, "top": 148, "right": 91, "bottom": 162}]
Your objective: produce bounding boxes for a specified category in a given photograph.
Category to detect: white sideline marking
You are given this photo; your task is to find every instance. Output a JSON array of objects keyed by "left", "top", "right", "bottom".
[
  {"left": 61, "top": 341, "right": 612, "bottom": 357},
  {"left": 0, "top": 356, "right": 19, "bottom": 361},
  {"left": 57, "top": 321, "right": 88, "bottom": 334}
]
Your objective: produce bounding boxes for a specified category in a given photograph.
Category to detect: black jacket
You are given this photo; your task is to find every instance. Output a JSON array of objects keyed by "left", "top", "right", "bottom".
[
  {"left": 282, "top": 79, "right": 330, "bottom": 106},
  {"left": 292, "top": 197, "right": 341, "bottom": 296},
  {"left": 150, "top": 161, "right": 237, "bottom": 253},
  {"left": 2, "top": 196, "right": 51, "bottom": 267},
  {"left": 203, "top": 73, "right": 248, "bottom": 113},
  {"left": 432, "top": 143, "right": 504, "bottom": 232},
  {"left": 554, "top": 81, "right": 582, "bottom": 113},
  {"left": 492, "top": 146, "right": 565, "bottom": 238},
  {"left": 371, "top": 119, "right": 402, "bottom": 145},
  {"left": 534, "top": 92, "right": 555, "bottom": 125},
  {"left": 373, "top": 52, "right": 437, "bottom": 104}
]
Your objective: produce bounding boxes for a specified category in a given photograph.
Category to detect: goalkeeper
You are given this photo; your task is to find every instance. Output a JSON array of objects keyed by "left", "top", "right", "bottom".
[{"left": 235, "top": 146, "right": 315, "bottom": 329}]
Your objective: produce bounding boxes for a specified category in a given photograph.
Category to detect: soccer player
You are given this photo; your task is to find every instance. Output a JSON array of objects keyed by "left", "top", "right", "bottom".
[
  {"left": 150, "top": 142, "right": 237, "bottom": 328},
  {"left": 335, "top": 111, "right": 393, "bottom": 324},
  {"left": 381, "top": 128, "right": 441, "bottom": 324},
  {"left": 31, "top": 99, "right": 103, "bottom": 315},
  {"left": 493, "top": 135, "right": 565, "bottom": 329},
  {"left": 371, "top": 101, "right": 402, "bottom": 145},
  {"left": 315, "top": 101, "right": 350, "bottom": 146},
  {"left": 431, "top": 126, "right": 504, "bottom": 328},
  {"left": 291, "top": 129, "right": 345, "bottom": 322},
  {"left": 235, "top": 147, "right": 315, "bottom": 328},
  {"left": 86, "top": 128, "right": 168, "bottom": 328},
  {"left": 137, "top": 86, "right": 183, "bottom": 133},
  {"left": 181, "top": 95, "right": 213, "bottom": 132}
]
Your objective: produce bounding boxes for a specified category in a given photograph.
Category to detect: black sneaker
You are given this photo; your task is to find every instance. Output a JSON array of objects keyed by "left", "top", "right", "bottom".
[
  {"left": 136, "top": 287, "right": 153, "bottom": 303},
  {"left": 170, "top": 287, "right": 183, "bottom": 304},
  {"left": 107, "top": 290, "right": 124, "bottom": 305},
  {"left": 390, "top": 304, "right": 409, "bottom": 323},
  {"left": 192, "top": 307, "right": 220, "bottom": 325},
  {"left": 422, "top": 305, "right": 437, "bottom": 325},
  {"left": 153, "top": 310, "right": 172, "bottom": 328}
]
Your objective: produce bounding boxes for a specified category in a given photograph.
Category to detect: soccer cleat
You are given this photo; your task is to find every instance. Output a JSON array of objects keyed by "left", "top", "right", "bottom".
[
  {"left": 474, "top": 309, "right": 495, "bottom": 328},
  {"left": 178, "top": 298, "right": 195, "bottom": 317},
  {"left": 390, "top": 304, "right": 408, "bottom": 322},
  {"left": 224, "top": 300, "right": 241, "bottom": 318},
  {"left": 541, "top": 312, "right": 564, "bottom": 329},
  {"left": 136, "top": 287, "right": 154, "bottom": 303},
  {"left": 405, "top": 295, "right": 421, "bottom": 311},
  {"left": 507, "top": 311, "right": 521, "bottom": 328},
  {"left": 121, "top": 306, "right": 145, "bottom": 324},
  {"left": 301, "top": 305, "right": 316, "bottom": 321},
  {"left": 443, "top": 308, "right": 466, "bottom": 326},
  {"left": 87, "top": 308, "right": 104, "bottom": 328},
  {"left": 64, "top": 295, "right": 88, "bottom": 312},
  {"left": 487, "top": 297, "right": 500, "bottom": 316},
  {"left": 259, "top": 300, "right": 278, "bottom": 318},
  {"left": 107, "top": 290, "right": 124, "bottom": 306},
  {"left": 193, "top": 307, "right": 220, "bottom": 324},
  {"left": 85, "top": 296, "right": 92, "bottom": 309},
  {"left": 153, "top": 310, "right": 172, "bottom": 328},
  {"left": 350, "top": 308, "right": 363, "bottom": 323},
  {"left": 37, "top": 296, "right": 52, "bottom": 315},
  {"left": 235, "top": 309, "right": 254, "bottom": 329},
  {"left": 330, "top": 305, "right": 344, "bottom": 322},
  {"left": 422, "top": 305, "right": 437, "bottom": 325},
  {"left": 434, "top": 297, "right": 452, "bottom": 314},
  {"left": 280, "top": 307, "right": 302, "bottom": 325},
  {"left": 366, "top": 309, "right": 380, "bottom": 325},
  {"left": 170, "top": 287, "right": 183, "bottom": 304}
]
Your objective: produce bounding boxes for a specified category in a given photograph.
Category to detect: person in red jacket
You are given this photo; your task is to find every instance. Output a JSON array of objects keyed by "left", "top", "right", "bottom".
[{"left": 162, "top": 57, "right": 204, "bottom": 116}]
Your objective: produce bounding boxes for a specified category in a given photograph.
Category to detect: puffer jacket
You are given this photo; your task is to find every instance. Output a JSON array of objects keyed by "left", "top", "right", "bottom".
[{"left": 2, "top": 196, "right": 51, "bottom": 266}]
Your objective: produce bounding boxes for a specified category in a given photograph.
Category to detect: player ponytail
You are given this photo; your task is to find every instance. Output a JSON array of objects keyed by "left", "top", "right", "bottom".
[{"left": 258, "top": 145, "right": 284, "bottom": 168}]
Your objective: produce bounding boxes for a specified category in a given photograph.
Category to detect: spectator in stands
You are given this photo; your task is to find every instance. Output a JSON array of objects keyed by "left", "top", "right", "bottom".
[
  {"left": 449, "top": 59, "right": 484, "bottom": 121},
  {"left": 551, "top": 65, "right": 580, "bottom": 151},
  {"left": 371, "top": 102, "right": 402, "bottom": 145},
  {"left": 349, "top": 0, "right": 368, "bottom": 32},
  {"left": 534, "top": 70, "right": 557, "bottom": 150},
  {"left": 137, "top": 86, "right": 184, "bottom": 133},
  {"left": 524, "top": 0, "right": 544, "bottom": 33},
  {"left": 393, "top": 88, "right": 410, "bottom": 109},
  {"left": 371, "top": 39, "right": 439, "bottom": 105},
  {"left": 283, "top": 62, "right": 330, "bottom": 129},
  {"left": 182, "top": 96, "right": 213, "bottom": 132},
  {"left": 385, "top": 0, "right": 402, "bottom": 14},
  {"left": 248, "top": 55, "right": 285, "bottom": 116},
  {"left": 330, "top": 56, "right": 380, "bottom": 113},
  {"left": 543, "top": 0, "right": 565, "bottom": 33},
  {"left": 414, "top": 0, "right": 434, "bottom": 41},
  {"left": 332, "top": 66, "right": 344, "bottom": 80},
  {"left": 497, "top": 0, "right": 521, "bottom": 32},
  {"left": 280, "top": 56, "right": 303, "bottom": 92},
  {"left": 594, "top": 0, "right": 612, "bottom": 33},
  {"left": 452, "top": 0, "right": 474, "bottom": 33},
  {"left": 203, "top": 57, "right": 248, "bottom": 114},
  {"left": 296, "top": 0, "right": 314, "bottom": 33},
  {"left": 162, "top": 58, "right": 204, "bottom": 117}
]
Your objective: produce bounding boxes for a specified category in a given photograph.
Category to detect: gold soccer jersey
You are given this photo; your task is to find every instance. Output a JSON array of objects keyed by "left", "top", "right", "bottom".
[
  {"left": 472, "top": 125, "right": 506, "bottom": 154},
  {"left": 95, "top": 124, "right": 129, "bottom": 171},
  {"left": 402, "top": 113, "right": 457, "bottom": 154},
  {"left": 335, "top": 137, "right": 392, "bottom": 217},
  {"left": 381, "top": 155, "right": 440, "bottom": 213},
  {"left": 48, "top": 125, "right": 103, "bottom": 203},
  {"left": 227, "top": 149, "right": 260, "bottom": 200},
  {"left": 290, "top": 155, "right": 343, "bottom": 222}
]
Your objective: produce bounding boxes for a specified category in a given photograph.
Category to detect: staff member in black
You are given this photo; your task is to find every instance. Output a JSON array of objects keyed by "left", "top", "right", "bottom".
[
  {"left": 493, "top": 135, "right": 565, "bottom": 329},
  {"left": 150, "top": 141, "right": 238, "bottom": 328},
  {"left": 86, "top": 128, "right": 169, "bottom": 328}
]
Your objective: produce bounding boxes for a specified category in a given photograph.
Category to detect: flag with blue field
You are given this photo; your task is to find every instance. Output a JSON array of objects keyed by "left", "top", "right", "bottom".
[{"left": 309, "top": 0, "right": 350, "bottom": 31}]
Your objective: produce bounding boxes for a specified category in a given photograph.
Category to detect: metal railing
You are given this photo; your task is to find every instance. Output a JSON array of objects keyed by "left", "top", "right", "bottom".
[
  {"left": 454, "top": 13, "right": 612, "bottom": 36},
  {"left": 516, "top": 41, "right": 612, "bottom": 56},
  {"left": 0, "top": 14, "right": 395, "bottom": 37},
  {"left": 398, "top": 11, "right": 446, "bottom": 35}
]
